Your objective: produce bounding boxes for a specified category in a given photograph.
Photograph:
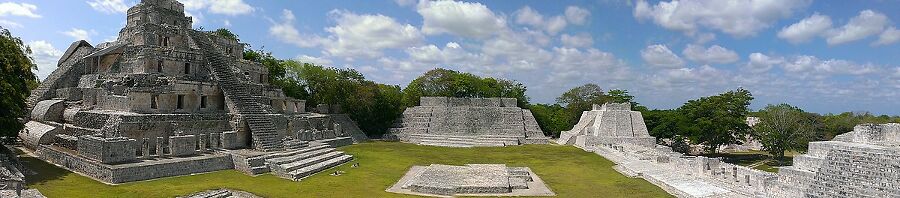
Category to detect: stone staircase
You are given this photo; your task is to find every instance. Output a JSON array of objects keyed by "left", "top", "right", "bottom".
[
  {"left": 407, "top": 134, "right": 518, "bottom": 147},
  {"left": 231, "top": 144, "right": 353, "bottom": 181},
  {"left": 266, "top": 145, "right": 353, "bottom": 181},
  {"left": 190, "top": 31, "right": 281, "bottom": 151}
]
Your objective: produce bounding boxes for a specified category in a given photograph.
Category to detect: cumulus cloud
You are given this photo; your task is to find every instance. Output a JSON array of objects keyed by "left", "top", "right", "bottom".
[
  {"left": 87, "top": 0, "right": 129, "bottom": 14},
  {"left": 744, "top": 53, "right": 783, "bottom": 73},
  {"left": 873, "top": 27, "right": 900, "bottom": 46},
  {"left": 634, "top": 0, "right": 809, "bottom": 37},
  {"left": 777, "top": 13, "right": 832, "bottom": 44},
  {"left": 180, "top": 0, "right": 254, "bottom": 16},
  {"left": 825, "top": 10, "right": 888, "bottom": 46},
  {"left": 560, "top": 33, "right": 593, "bottom": 48},
  {"left": 321, "top": 10, "right": 424, "bottom": 58},
  {"left": 418, "top": 0, "right": 506, "bottom": 38},
  {"left": 649, "top": 65, "right": 729, "bottom": 88},
  {"left": 565, "top": 6, "right": 590, "bottom": 25},
  {"left": 394, "top": 0, "right": 417, "bottom": 7},
  {"left": 514, "top": 6, "right": 568, "bottom": 35},
  {"left": 682, "top": 44, "right": 739, "bottom": 64},
  {"left": 27, "top": 41, "right": 63, "bottom": 80},
  {"left": 781, "top": 55, "right": 880, "bottom": 78},
  {"left": 269, "top": 10, "right": 323, "bottom": 48},
  {"left": 62, "top": 28, "right": 92, "bottom": 42},
  {"left": 0, "top": 2, "right": 41, "bottom": 18},
  {"left": 640, "top": 44, "right": 684, "bottom": 68},
  {"left": 296, "top": 55, "right": 334, "bottom": 66}
]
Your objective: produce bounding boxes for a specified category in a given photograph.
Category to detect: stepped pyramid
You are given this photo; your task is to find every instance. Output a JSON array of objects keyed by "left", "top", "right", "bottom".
[
  {"left": 556, "top": 103, "right": 656, "bottom": 148},
  {"left": 18, "top": 0, "right": 355, "bottom": 184},
  {"left": 386, "top": 97, "right": 549, "bottom": 147}
]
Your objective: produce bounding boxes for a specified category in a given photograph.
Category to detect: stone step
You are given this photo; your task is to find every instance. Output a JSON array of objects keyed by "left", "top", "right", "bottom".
[
  {"left": 283, "top": 155, "right": 353, "bottom": 181},
  {"left": 261, "top": 145, "right": 330, "bottom": 161},
  {"left": 266, "top": 147, "right": 335, "bottom": 167},
  {"left": 271, "top": 151, "right": 344, "bottom": 174},
  {"left": 418, "top": 141, "right": 474, "bottom": 147}
]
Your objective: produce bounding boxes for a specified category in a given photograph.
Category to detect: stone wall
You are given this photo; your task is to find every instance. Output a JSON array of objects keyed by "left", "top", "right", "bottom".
[{"left": 77, "top": 135, "right": 136, "bottom": 164}]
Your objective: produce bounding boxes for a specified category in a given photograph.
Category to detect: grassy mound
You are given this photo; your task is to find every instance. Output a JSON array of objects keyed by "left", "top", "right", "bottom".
[{"left": 22, "top": 141, "right": 671, "bottom": 198}]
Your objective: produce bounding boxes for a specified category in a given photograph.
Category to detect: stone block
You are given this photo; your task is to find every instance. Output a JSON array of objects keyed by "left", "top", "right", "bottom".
[
  {"left": 31, "top": 100, "right": 65, "bottom": 122},
  {"left": 169, "top": 135, "right": 197, "bottom": 157},
  {"left": 77, "top": 135, "right": 136, "bottom": 164},
  {"left": 500, "top": 98, "right": 517, "bottom": 107},
  {"left": 221, "top": 131, "right": 239, "bottom": 149}
]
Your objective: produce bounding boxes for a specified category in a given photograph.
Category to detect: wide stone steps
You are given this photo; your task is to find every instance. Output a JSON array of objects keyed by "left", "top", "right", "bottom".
[
  {"left": 271, "top": 150, "right": 344, "bottom": 174},
  {"left": 266, "top": 147, "right": 336, "bottom": 168},
  {"left": 282, "top": 155, "right": 354, "bottom": 181}
]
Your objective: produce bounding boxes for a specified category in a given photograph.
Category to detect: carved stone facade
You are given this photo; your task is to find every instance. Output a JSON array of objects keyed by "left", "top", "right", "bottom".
[{"left": 19, "top": 0, "right": 356, "bottom": 184}]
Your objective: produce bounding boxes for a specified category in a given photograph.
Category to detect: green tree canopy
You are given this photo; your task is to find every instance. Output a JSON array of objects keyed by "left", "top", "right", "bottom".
[
  {"left": 753, "top": 104, "right": 817, "bottom": 164},
  {"left": 402, "top": 68, "right": 529, "bottom": 107},
  {"left": 0, "top": 27, "right": 38, "bottom": 140},
  {"left": 677, "top": 88, "right": 754, "bottom": 153}
]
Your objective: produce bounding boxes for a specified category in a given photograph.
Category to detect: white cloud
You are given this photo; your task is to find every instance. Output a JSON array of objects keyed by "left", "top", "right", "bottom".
[
  {"left": 682, "top": 44, "right": 739, "bottom": 64},
  {"left": 560, "top": 33, "right": 593, "bottom": 48},
  {"left": 27, "top": 40, "right": 63, "bottom": 80},
  {"left": 184, "top": 11, "right": 202, "bottom": 27},
  {"left": 649, "top": 65, "right": 729, "bottom": 88},
  {"left": 640, "top": 44, "right": 684, "bottom": 68},
  {"left": 62, "top": 28, "right": 92, "bottom": 42},
  {"left": 825, "top": 10, "right": 888, "bottom": 46},
  {"left": 565, "top": 6, "right": 590, "bottom": 25},
  {"left": 180, "top": 0, "right": 254, "bottom": 16},
  {"left": 322, "top": 10, "right": 424, "bottom": 58},
  {"left": 269, "top": 9, "right": 323, "bottom": 48},
  {"left": 777, "top": 13, "right": 832, "bottom": 44},
  {"left": 87, "top": 0, "right": 129, "bottom": 14},
  {"left": 744, "top": 53, "right": 783, "bottom": 73},
  {"left": 223, "top": 20, "right": 231, "bottom": 27},
  {"left": 0, "top": 2, "right": 40, "bottom": 18},
  {"left": 634, "top": 0, "right": 809, "bottom": 37},
  {"left": 481, "top": 31, "right": 553, "bottom": 71},
  {"left": 296, "top": 55, "right": 334, "bottom": 66},
  {"left": 418, "top": 0, "right": 506, "bottom": 38},
  {"left": 873, "top": 27, "right": 900, "bottom": 46},
  {"left": 0, "top": 19, "right": 21, "bottom": 28},
  {"left": 513, "top": 6, "right": 570, "bottom": 35},
  {"left": 782, "top": 55, "right": 880, "bottom": 78}
]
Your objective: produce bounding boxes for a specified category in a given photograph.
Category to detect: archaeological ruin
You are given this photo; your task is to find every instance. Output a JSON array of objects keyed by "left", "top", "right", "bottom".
[
  {"left": 17, "top": 0, "right": 360, "bottom": 184},
  {"left": 385, "top": 97, "right": 550, "bottom": 147},
  {"left": 564, "top": 103, "right": 900, "bottom": 198},
  {"left": 386, "top": 164, "right": 554, "bottom": 197}
]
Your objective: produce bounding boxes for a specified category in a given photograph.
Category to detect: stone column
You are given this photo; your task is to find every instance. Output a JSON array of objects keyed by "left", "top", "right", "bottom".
[
  {"left": 142, "top": 138, "right": 150, "bottom": 159},
  {"left": 147, "top": 138, "right": 157, "bottom": 159},
  {"left": 334, "top": 123, "right": 343, "bottom": 137},
  {"left": 198, "top": 133, "right": 207, "bottom": 153},
  {"left": 157, "top": 136, "right": 165, "bottom": 157},
  {"left": 210, "top": 133, "right": 221, "bottom": 149}
]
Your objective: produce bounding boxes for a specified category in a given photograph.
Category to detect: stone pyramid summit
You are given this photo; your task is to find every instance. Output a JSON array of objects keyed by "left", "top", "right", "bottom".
[{"left": 556, "top": 103, "right": 656, "bottom": 148}]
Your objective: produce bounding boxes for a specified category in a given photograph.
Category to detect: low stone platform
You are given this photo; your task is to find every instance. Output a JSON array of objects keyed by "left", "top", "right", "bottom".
[
  {"left": 178, "top": 189, "right": 261, "bottom": 198},
  {"left": 387, "top": 164, "right": 554, "bottom": 197}
]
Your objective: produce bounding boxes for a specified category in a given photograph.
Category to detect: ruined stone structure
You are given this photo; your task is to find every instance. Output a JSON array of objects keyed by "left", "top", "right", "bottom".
[
  {"left": 566, "top": 103, "right": 900, "bottom": 198},
  {"left": 0, "top": 146, "right": 45, "bottom": 198},
  {"left": 387, "top": 164, "right": 554, "bottom": 197},
  {"left": 556, "top": 103, "right": 656, "bottom": 148},
  {"left": 385, "top": 97, "right": 550, "bottom": 147},
  {"left": 179, "top": 189, "right": 261, "bottom": 198},
  {"left": 18, "top": 0, "right": 355, "bottom": 184}
]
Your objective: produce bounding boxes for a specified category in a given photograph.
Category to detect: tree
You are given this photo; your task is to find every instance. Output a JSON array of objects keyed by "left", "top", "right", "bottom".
[
  {"left": 606, "top": 89, "right": 648, "bottom": 111},
  {"left": 678, "top": 88, "right": 754, "bottom": 153},
  {"left": 528, "top": 103, "right": 569, "bottom": 137},
  {"left": 753, "top": 104, "right": 816, "bottom": 164},
  {"left": 556, "top": 84, "right": 607, "bottom": 127},
  {"left": 402, "top": 68, "right": 529, "bottom": 108},
  {"left": 0, "top": 27, "right": 38, "bottom": 140}
]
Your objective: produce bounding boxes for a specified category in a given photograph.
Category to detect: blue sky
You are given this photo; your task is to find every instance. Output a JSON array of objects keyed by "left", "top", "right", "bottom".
[{"left": 3, "top": 0, "right": 899, "bottom": 114}]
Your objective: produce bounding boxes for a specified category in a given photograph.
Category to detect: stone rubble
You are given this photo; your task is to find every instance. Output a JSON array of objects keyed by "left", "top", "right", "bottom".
[{"left": 387, "top": 164, "right": 555, "bottom": 197}]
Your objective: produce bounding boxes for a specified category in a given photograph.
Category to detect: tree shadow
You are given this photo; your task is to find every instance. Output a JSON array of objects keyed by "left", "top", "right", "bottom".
[{"left": 11, "top": 148, "right": 70, "bottom": 186}]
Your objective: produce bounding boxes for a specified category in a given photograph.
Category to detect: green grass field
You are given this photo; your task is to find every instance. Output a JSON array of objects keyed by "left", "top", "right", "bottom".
[{"left": 21, "top": 141, "right": 672, "bottom": 198}]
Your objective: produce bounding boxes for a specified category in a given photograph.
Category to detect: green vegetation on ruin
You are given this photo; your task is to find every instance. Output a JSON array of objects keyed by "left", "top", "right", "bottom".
[{"left": 22, "top": 141, "right": 672, "bottom": 198}]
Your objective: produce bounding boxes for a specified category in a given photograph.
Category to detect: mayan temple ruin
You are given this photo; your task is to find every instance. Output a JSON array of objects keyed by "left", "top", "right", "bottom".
[
  {"left": 567, "top": 103, "right": 900, "bottom": 198},
  {"left": 385, "top": 97, "right": 550, "bottom": 147},
  {"left": 17, "top": 0, "right": 363, "bottom": 184},
  {"left": 387, "top": 164, "right": 554, "bottom": 197}
]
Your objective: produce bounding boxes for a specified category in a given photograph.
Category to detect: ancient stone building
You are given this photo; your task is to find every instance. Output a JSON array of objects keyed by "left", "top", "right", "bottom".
[
  {"left": 385, "top": 97, "right": 549, "bottom": 147},
  {"left": 566, "top": 103, "right": 900, "bottom": 198},
  {"left": 18, "top": 0, "right": 355, "bottom": 184},
  {"left": 556, "top": 103, "right": 656, "bottom": 148}
]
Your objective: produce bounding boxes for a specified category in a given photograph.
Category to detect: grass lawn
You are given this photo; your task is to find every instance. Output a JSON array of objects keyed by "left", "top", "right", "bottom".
[{"left": 22, "top": 141, "right": 672, "bottom": 198}]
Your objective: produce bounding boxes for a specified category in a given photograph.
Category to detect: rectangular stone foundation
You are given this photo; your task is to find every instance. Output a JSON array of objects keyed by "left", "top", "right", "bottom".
[{"left": 35, "top": 145, "right": 233, "bottom": 184}]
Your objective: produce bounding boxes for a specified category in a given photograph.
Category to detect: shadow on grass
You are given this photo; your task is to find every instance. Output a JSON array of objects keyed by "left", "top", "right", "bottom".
[{"left": 11, "top": 147, "right": 70, "bottom": 186}]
